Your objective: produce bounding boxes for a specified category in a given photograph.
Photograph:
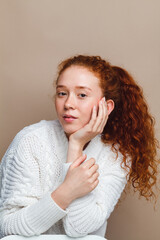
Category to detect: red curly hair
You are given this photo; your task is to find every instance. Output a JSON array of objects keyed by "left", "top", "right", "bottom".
[{"left": 56, "top": 55, "right": 159, "bottom": 201}]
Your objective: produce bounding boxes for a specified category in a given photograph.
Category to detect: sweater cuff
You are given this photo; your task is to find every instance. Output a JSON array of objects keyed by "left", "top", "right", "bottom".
[
  {"left": 25, "top": 192, "right": 68, "bottom": 234},
  {"left": 62, "top": 162, "right": 72, "bottom": 182}
]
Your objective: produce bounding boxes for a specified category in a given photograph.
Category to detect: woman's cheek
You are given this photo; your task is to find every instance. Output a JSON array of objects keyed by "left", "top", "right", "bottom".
[
  {"left": 55, "top": 99, "right": 62, "bottom": 111},
  {"left": 84, "top": 104, "right": 94, "bottom": 120}
]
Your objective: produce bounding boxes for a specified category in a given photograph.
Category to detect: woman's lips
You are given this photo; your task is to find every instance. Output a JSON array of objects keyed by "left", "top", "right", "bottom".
[{"left": 63, "top": 115, "right": 77, "bottom": 123}]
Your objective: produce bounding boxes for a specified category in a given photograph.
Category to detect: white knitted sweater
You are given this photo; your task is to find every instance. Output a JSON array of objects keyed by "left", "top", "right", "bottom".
[{"left": 0, "top": 120, "right": 128, "bottom": 238}]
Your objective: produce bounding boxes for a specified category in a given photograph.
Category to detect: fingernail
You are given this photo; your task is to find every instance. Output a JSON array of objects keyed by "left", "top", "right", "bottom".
[
  {"left": 93, "top": 105, "right": 96, "bottom": 110},
  {"left": 103, "top": 97, "right": 106, "bottom": 102}
]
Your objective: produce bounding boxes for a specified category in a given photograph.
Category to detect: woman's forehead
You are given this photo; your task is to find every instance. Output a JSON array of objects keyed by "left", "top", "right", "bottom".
[{"left": 58, "top": 66, "right": 101, "bottom": 87}]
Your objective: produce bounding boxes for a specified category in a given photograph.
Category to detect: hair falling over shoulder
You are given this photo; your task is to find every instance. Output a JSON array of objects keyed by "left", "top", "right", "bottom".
[
  {"left": 57, "top": 55, "right": 160, "bottom": 201},
  {"left": 103, "top": 66, "right": 160, "bottom": 202}
]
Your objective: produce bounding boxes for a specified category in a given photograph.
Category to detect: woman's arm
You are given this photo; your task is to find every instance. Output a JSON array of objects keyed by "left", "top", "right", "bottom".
[
  {"left": 62, "top": 150, "right": 128, "bottom": 237},
  {"left": 0, "top": 135, "right": 68, "bottom": 238}
]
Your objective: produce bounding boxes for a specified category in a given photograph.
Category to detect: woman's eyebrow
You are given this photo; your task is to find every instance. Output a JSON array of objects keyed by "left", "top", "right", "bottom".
[
  {"left": 75, "top": 86, "right": 92, "bottom": 91},
  {"left": 56, "top": 85, "right": 66, "bottom": 89},
  {"left": 56, "top": 85, "right": 92, "bottom": 91}
]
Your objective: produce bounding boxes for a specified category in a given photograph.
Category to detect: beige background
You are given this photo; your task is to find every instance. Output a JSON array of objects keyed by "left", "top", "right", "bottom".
[{"left": 0, "top": 0, "right": 160, "bottom": 239}]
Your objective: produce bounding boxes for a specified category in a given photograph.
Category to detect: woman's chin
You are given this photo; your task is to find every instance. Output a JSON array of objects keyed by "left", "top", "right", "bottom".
[
  {"left": 62, "top": 126, "right": 78, "bottom": 137},
  {"left": 58, "top": 119, "right": 87, "bottom": 137},
  {"left": 63, "top": 126, "right": 82, "bottom": 138}
]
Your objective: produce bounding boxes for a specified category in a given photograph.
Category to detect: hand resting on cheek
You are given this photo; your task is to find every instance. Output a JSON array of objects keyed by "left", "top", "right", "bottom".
[
  {"left": 67, "top": 97, "right": 110, "bottom": 163},
  {"left": 70, "top": 97, "right": 108, "bottom": 145}
]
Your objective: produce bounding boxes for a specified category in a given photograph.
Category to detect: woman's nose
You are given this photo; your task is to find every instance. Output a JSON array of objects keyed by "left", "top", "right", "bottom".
[{"left": 64, "top": 95, "right": 76, "bottom": 109}]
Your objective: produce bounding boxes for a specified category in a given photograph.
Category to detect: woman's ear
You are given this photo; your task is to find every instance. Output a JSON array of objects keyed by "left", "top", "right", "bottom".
[{"left": 106, "top": 99, "right": 114, "bottom": 115}]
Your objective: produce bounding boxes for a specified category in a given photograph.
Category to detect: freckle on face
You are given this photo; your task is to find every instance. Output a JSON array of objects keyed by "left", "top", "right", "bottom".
[{"left": 55, "top": 66, "right": 103, "bottom": 136}]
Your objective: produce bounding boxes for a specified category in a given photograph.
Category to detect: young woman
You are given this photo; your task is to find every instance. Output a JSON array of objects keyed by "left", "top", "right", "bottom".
[{"left": 0, "top": 55, "right": 159, "bottom": 239}]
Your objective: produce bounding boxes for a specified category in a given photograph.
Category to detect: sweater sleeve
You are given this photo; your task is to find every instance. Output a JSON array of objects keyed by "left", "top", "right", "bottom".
[
  {"left": 62, "top": 149, "right": 128, "bottom": 237},
  {"left": 0, "top": 134, "right": 68, "bottom": 238},
  {"left": 61, "top": 163, "right": 72, "bottom": 182}
]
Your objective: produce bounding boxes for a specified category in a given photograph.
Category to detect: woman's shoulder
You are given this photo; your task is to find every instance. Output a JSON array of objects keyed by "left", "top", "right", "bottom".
[
  {"left": 93, "top": 137, "right": 123, "bottom": 163},
  {"left": 2, "top": 119, "right": 62, "bottom": 159},
  {"left": 97, "top": 139, "right": 131, "bottom": 176},
  {"left": 15, "top": 119, "right": 61, "bottom": 139},
  {"left": 86, "top": 135, "right": 120, "bottom": 164},
  {"left": 15, "top": 119, "right": 60, "bottom": 138}
]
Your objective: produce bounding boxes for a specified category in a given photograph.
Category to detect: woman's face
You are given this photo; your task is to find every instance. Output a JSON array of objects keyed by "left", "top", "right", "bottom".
[{"left": 55, "top": 66, "right": 103, "bottom": 137}]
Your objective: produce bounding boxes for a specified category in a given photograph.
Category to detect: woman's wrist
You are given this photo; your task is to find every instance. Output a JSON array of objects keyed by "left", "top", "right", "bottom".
[
  {"left": 51, "top": 183, "right": 73, "bottom": 210},
  {"left": 69, "top": 135, "right": 84, "bottom": 149},
  {"left": 69, "top": 139, "right": 83, "bottom": 152},
  {"left": 67, "top": 139, "right": 83, "bottom": 163}
]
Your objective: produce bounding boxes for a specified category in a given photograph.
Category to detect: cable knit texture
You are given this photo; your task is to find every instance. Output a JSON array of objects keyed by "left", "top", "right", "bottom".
[{"left": 0, "top": 120, "right": 128, "bottom": 238}]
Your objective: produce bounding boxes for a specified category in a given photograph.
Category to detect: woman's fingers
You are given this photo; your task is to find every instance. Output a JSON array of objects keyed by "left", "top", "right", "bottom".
[
  {"left": 81, "top": 157, "right": 96, "bottom": 168},
  {"left": 89, "top": 172, "right": 99, "bottom": 183},
  {"left": 98, "top": 99, "right": 108, "bottom": 131},
  {"left": 83, "top": 97, "right": 108, "bottom": 134},
  {"left": 81, "top": 158, "right": 99, "bottom": 176},
  {"left": 86, "top": 105, "right": 97, "bottom": 129},
  {"left": 70, "top": 97, "right": 108, "bottom": 146},
  {"left": 93, "top": 97, "right": 108, "bottom": 132},
  {"left": 91, "top": 99, "right": 103, "bottom": 131},
  {"left": 88, "top": 164, "right": 99, "bottom": 175},
  {"left": 71, "top": 154, "right": 87, "bottom": 168}
]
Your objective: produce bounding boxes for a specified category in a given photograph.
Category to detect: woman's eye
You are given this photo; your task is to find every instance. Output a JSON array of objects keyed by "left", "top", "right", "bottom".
[
  {"left": 57, "top": 92, "right": 67, "bottom": 96},
  {"left": 79, "top": 93, "right": 87, "bottom": 98}
]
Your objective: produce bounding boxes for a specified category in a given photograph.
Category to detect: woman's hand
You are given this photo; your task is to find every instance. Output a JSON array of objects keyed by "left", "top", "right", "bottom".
[
  {"left": 69, "top": 97, "right": 108, "bottom": 148},
  {"left": 64, "top": 154, "right": 99, "bottom": 201},
  {"left": 51, "top": 154, "right": 99, "bottom": 209},
  {"left": 67, "top": 97, "right": 108, "bottom": 163}
]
